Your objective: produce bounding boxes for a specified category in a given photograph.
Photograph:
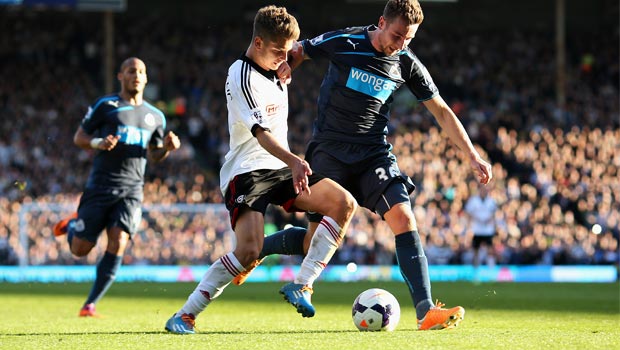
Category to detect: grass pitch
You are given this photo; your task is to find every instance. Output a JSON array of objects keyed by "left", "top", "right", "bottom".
[{"left": 0, "top": 281, "right": 618, "bottom": 350}]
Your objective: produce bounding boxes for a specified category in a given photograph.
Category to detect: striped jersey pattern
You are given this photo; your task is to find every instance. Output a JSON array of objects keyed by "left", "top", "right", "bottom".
[{"left": 220, "top": 55, "right": 290, "bottom": 194}]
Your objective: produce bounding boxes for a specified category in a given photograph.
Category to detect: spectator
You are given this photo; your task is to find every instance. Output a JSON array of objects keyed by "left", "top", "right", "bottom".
[{"left": 0, "top": 7, "right": 617, "bottom": 269}]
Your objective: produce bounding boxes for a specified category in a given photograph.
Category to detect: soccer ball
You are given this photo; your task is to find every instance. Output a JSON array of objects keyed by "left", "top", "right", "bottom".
[{"left": 352, "top": 288, "right": 401, "bottom": 331}]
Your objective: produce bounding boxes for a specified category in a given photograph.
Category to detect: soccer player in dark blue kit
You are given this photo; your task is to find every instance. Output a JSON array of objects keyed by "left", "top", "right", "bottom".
[
  {"left": 238, "top": 0, "right": 493, "bottom": 330},
  {"left": 54, "top": 57, "right": 181, "bottom": 317}
]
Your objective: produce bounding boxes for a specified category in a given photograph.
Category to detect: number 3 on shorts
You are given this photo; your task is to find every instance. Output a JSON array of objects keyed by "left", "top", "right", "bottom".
[{"left": 375, "top": 167, "right": 389, "bottom": 181}]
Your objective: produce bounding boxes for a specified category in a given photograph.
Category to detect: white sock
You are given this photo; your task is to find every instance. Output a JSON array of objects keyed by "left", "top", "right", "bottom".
[
  {"left": 177, "top": 252, "right": 244, "bottom": 317},
  {"left": 294, "top": 216, "right": 343, "bottom": 287}
]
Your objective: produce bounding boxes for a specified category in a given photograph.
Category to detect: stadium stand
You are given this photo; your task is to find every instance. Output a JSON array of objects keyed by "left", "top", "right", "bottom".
[{"left": 0, "top": 1, "right": 617, "bottom": 267}]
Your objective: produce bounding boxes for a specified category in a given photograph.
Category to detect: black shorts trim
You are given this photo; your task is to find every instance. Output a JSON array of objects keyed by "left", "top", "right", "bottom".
[
  {"left": 224, "top": 168, "right": 323, "bottom": 228},
  {"left": 472, "top": 235, "right": 494, "bottom": 249}
]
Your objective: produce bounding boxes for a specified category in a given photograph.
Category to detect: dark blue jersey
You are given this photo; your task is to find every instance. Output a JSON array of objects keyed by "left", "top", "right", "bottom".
[
  {"left": 80, "top": 94, "right": 166, "bottom": 188},
  {"left": 302, "top": 25, "right": 438, "bottom": 146}
]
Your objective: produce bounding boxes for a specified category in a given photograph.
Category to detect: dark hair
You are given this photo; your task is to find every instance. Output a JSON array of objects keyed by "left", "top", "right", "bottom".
[
  {"left": 253, "top": 5, "right": 300, "bottom": 43},
  {"left": 383, "top": 0, "right": 424, "bottom": 25},
  {"left": 119, "top": 57, "right": 143, "bottom": 72}
]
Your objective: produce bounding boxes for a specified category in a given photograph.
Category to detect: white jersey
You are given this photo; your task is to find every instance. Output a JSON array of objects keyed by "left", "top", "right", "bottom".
[
  {"left": 464, "top": 195, "right": 497, "bottom": 236},
  {"left": 220, "top": 55, "right": 290, "bottom": 195}
]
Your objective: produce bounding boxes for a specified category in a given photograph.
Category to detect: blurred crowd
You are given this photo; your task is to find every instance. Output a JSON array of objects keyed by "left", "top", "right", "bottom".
[{"left": 0, "top": 9, "right": 618, "bottom": 267}]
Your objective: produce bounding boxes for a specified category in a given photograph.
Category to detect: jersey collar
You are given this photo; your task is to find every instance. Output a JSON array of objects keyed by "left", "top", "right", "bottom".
[{"left": 239, "top": 54, "right": 278, "bottom": 81}]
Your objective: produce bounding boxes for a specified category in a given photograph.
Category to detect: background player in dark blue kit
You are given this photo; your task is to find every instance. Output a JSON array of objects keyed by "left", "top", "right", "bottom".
[
  {"left": 240, "top": 0, "right": 493, "bottom": 330},
  {"left": 54, "top": 57, "right": 181, "bottom": 317}
]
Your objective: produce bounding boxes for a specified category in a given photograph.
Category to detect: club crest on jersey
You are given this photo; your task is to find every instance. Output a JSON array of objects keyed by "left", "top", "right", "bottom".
[
  {"left": 144, "top": 113, "right": 155, "bottom": 126},
  {"left": 236, "top": 195, "right": 245, "bottom": 204},
  {"left": 388, "top": 65, "right": 401, "bottom": 80}
]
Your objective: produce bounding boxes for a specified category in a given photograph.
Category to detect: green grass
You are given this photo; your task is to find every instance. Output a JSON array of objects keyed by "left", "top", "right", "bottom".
[{"left": 0, "top": 281, "right": 618, "bottom": 350}]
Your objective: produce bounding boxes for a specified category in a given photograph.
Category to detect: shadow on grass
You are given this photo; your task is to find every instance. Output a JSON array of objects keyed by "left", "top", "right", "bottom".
[
  {"left": 2, "top": 281, "right": 618, "bottom": 314},
  {"left": 3, "top": 329, "right": 365, "bottom": 337}
]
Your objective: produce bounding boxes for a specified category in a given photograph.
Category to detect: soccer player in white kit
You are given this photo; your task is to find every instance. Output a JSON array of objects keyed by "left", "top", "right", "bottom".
[
  {"left": 465, "top": 185, "right": 497, "bottom": 269},
  {"left": 165, "top": 5, "right": 357, "bottom": 334}
]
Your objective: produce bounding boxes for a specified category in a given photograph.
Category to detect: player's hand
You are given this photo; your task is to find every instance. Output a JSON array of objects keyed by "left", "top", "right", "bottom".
[
  {"left": 470, "top": 155, "right": 493, "bottom": 185},
  {"left": 290, "top": 158, "right": 312, "bottom": 195},
  {"left": 99, "top": 135, "right": 121, "bottom": 151},
  {"left": 277, "top": 61, "right": 292, "bottom": 85},
  {"left": 164, "top": 131, "right": 181, "bottom": 151},
  {"left": 287, "top": 41, "right": 304, "bottom": 67}
]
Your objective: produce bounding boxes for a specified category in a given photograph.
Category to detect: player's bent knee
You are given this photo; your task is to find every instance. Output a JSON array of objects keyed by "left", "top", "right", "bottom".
[
  {"left": 330, "top": 191, "right": 357, "bottom": 224},
  {"left": 343, "top": 192, "right": 357, "bottom": 217},
  {"left": 234, "top": 246, "right": 261, "bottom": 266},
  {"left": 385, "top": 204, "right": 417, "bottom": 233},
  {"left": 70, "top": 245, "right": 92, "bottom": 257}
]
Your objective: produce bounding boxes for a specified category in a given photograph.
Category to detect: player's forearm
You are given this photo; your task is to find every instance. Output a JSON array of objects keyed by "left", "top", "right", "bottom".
[
  {"left": 436, "top": 109, "right": 480, "bottom": 158},
  {"left": 255, "top": 128, "right": 300, "bottom": 167},
  {"left": 73, "top": 127, "right": 99, "bottom": 150},
  {"left": 287, "top": 41, "right": 308, "bottom": 71},
  {"left": 425, "top": 97, "right": 481, "bottom": 159},
  {"left": 148, "top": 147, "right": 170, "bottom": 163}
]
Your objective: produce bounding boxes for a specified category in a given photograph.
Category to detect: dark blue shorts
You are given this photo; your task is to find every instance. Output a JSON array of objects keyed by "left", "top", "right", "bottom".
[
  {"left": 305, "top": 140, "right": 415, "bottom": 219},
  {"left": 72, "top": 186, "right": 143, "bottom": 242}
]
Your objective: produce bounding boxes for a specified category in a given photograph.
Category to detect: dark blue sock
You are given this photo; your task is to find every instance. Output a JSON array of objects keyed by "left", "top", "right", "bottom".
[
  {"left": 260, "top": 226, "right": 306, "bottom": 258},
  {"left": 85, "top": 251, "right": 122, "bottom": 305},
  {"left": 395, "top": 230, "right": 433, "bottom": 319}
]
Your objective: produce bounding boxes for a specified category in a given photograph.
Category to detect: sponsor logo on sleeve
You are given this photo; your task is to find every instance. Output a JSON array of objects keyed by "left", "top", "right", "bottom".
[
  {"left": 250, "top": 108, "right": 263, "bottom": 124},
  {"left": 83, "top": 106, "right": 93, "bottom": 121},
  {"left": 309, "top": 34, "right": 324, "bottom": 45}
]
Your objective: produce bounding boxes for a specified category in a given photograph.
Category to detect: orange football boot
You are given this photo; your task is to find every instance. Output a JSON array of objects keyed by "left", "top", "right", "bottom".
[
  {"left": 79, "top": 303, "right": 102, "bottom": 318},
  {"left": 53, "top": 213, "right": 78, "bottom": 237},
  {"left": 417, "top": 300, "right": 465, "bottom": 330},
  {"left": 232, "top": 258, "right": 264, "bottom": 285}
]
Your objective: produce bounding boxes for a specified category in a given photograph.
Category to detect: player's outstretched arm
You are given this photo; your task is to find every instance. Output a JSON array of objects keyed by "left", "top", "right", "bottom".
[{"left": 423, "top": 95, "right": 493, "bottom": 185}]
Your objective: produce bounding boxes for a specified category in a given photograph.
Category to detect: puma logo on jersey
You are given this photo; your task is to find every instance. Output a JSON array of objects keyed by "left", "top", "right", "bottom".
[
  {"left": 346, "top": 39, "right": 359, "bottom": 50},
  {"left": 107, "top": 100, "right": 119, "bottom": 107}
]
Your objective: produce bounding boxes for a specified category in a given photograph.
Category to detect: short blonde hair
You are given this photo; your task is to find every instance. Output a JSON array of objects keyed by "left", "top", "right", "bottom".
[{"left": 253, "top": 5, "right": 300, "bottom": 43}]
